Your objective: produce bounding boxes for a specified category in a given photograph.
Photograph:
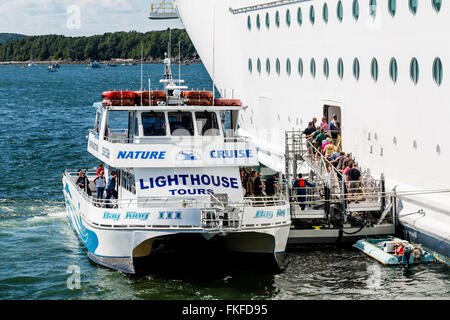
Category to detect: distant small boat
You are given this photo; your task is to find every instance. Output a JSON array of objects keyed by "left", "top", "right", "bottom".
[
  {"left": 48, "top": 64, "right": 58, "bottom": 72},
  {"left": 88, "top": 61, "right": 101, "bottom": 68},
  {"left": 27, "top": 61, "right": 35, "bottom": 67},
  {"left": 107, "top": 63, "right": 117, "bottom": 67}
]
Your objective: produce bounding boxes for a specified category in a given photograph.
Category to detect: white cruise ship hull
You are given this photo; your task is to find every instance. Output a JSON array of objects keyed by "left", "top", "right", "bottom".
[{"left": 175, "top": 0, "right": 450, "bottom": 261}]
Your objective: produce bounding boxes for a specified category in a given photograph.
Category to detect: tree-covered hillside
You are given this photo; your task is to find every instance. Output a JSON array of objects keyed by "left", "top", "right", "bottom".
[
  {"left": 0, "top": 33, "right": 26, "bottom": 44},
  {"left": 0, "top": 29, "right": 197, "bottom": 62}
]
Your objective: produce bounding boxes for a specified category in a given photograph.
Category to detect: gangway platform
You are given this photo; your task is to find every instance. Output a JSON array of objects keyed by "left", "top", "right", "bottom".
[{"left": 284, "top": 131, "right": 397, "bottom": 245}]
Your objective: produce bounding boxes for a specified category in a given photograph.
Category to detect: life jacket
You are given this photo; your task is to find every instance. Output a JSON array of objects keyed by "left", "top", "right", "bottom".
[
  {"left": 395, "top": 244, "right": 404, "bottom": 256},
  {"left": 297, "top": 179, "right": 306, "bottom": 187}
]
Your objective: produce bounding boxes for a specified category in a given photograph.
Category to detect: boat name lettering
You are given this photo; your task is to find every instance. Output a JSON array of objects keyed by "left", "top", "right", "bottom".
[
  {"left": 103, "top": 212, "right": 120, "bottom": 221},
  {"left": 117, "top": 151, "right": 166, "bottom": 160},
  {"left": 276, "top": 209, "right": 286, "bottom": 217},
  {"left": 254, "top": 211, "right": 273, "bottom": 219},
  {"left": 125, "top": 211, "right": 149, "bottom": 221},
  {"left": 210, "top": 149, "right": 252, "bottom": 159},
  {"left": 139, "top": 174, "right": 239, "bottom": 189}
]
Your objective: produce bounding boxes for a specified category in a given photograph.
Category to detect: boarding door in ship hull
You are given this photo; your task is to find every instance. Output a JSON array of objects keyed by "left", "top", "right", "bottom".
[{"left": 323, "top": 105, "right": 342, "bottom": 149}]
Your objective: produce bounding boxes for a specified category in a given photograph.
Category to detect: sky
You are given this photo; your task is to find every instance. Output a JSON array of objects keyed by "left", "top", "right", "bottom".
[{"left": 0, "top": 0, "right": 184, "bottom": 36}]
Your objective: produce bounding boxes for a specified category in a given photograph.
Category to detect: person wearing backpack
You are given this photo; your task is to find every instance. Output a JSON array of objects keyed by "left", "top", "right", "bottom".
[{"left": 293, "top": 173, "right": 316, "bottom": 210}]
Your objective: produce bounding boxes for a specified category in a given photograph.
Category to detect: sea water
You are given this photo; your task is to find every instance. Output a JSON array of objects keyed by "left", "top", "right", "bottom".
[{"left": 0, "top": 64, "right": 448, "bottom": 300}]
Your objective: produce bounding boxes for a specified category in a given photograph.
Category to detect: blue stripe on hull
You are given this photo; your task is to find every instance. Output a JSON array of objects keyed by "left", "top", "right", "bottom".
[{"left": 399, "top": 224, "right": 450, "bottom": 264}]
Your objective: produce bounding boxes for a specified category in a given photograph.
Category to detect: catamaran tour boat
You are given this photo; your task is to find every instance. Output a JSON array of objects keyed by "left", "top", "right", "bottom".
[{"left": 62, "top": 56, "right": 291, "bottom": 274}]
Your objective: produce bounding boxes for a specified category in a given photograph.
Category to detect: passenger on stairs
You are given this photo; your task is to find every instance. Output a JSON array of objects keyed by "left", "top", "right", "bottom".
[
  {"left": 329, "top": 115, "right": 340, "bottom": 140},
  {"left": 347, "top": 163, "right": 363, "bottom": 203},
  {"left": 312, "top": 128, "right": 327, "bottom": 159},
  {"left": 293, "top": 173, "right": 316, "bottom": 210},
  {"left": 320, "top": 117, "right": 329, "bottom": 132}
]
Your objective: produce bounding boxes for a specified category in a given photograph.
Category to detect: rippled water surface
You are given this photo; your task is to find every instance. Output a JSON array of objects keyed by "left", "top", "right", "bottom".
[{"left": 0, "top": 64, "right": 448, "bottom": 300}]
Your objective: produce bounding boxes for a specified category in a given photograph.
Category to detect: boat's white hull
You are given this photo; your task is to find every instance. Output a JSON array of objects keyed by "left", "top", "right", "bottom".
[
  {"left": 175, "top": 0, "right": 450, "bottom": 259},
  {"left": 63, "top": 175, "right": 291, "bottom": 273}
]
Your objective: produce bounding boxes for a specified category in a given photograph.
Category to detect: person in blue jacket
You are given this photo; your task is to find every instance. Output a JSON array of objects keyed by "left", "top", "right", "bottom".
[{"left": 293, "top": 173, "right": 315, "bottom": 210}]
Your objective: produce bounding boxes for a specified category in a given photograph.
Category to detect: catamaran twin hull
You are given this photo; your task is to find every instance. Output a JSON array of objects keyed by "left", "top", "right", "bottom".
[{"left": 63, "top": 173, "right": 291, "bottom": 274}]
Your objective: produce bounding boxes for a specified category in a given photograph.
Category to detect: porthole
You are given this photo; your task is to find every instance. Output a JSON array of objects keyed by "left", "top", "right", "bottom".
[
  {"left": 298, "top": 58, "right": 304, "bottom": 77},
  {"left": 433, "top": 57, "right": 443, "bottom": 86},
  {"left": 388, "top": 0, "right": 396, "bottom": 16},
  {"left": 353, "top": 58, "right": 360, "bottom": 80},
  {"left": 374, "top": 133, "right": 378, "bottom": 141},
  {"left": 310, "top": 58, "right": 316, "bottom": 78},
  {"left": 286, "top": 9, "right": 291, "bottom": 27},
  {"left": 275, "top": 11, "right": 280, "bottom": 28},
  {"left": 371, "top": 58, "right": 379, "bottom": 82},
  {"left": 247, "top": 16, "right": 251, "bottom": 30},
  {"left": 393, "top": 136, "right": 397, "bottom": 145},
  {"left": 297, "top": 7, "right": 303, "bottom": 25},
  {"left": 410, "top": 58, "right": 419, "bottom": 85},
  {"left": 257, "top": 58, "right": 261, "bottom": 74},
  {"left": 432, "top": 0, "right": 442, "bottom": 13},
  {"left": 310, "top": 5, "right": 315, "bottom": 24},
  {"left": 276, "top": 58, "right": 281, "bottom": 76},
  {"left": 248, "top": 58, "right": 253, "bottom": 74},
  {"left": 413, "top": 140, "right": 418, "bottom": 150},
  {"left": 369, "top": 0, "right": 377, "bottom": 18},
  {"left": 286, "top": 58, "right": 292, "bottom": 76},
  {"left": 389, "top": 58, "right": 398, "bottom": 83},
  {"left": 436, "top": 145, "right": 441, "bottom": 155},
  {"left": 352, "top": 0, "right": 360, "bottom": 20},
  {"left": 337, "top": 58, "right": 344, "bottom": 80},
  {"left": 409, "top": 0, "right": 418, "bottom": 15},
  {"left": 337, "top": 1, "right": 343, "bottom": 22},
  {"left": 266, "top": 58, "right": 271, "bottom": 75},
  {"left": 323, "top": 3, "right": 329, "bottom": 23},
  {"left": 265, "top": 12, "right": 270, "bottom": 29},
  {"left": 323, "top": 58, "right": 330, "bottom": 79},
  {"left": 256, "top": 14, "right": 261, "bottom": 29}
]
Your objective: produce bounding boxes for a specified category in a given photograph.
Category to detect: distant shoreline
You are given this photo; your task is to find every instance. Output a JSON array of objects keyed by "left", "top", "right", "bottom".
[{"left": 0, "top": 58, "right": 202, "bottom": 66}]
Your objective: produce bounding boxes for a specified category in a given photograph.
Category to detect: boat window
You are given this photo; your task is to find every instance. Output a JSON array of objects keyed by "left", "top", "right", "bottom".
[
  {"left": 353, "top": 58, "right": 360, "bottom": 80},
  {"left": 105, "top": 110, "right": 129, "bottom": 141},
  {"left": 195, "top": 112, "right": 220, "bottom": 136},
  {"left": 432, "top": 0, "right": 442, "bottom": 13},
  {"left": 352, "top": 0, "right": 359, "bottom": 20},
  {"left": 410, "top": 57, "right": 419, "bottom": 85},
  {"left": 369, "top": 0, "right": 377, "bottom": 18},
  {"left": 168, "top": 112, "right": 194, "bottom": 136},
  {"left": 337, "top": 58, "right": 344, "bottom": 80},
  {"left": 389, "top": 58, "right": 398, "bottom": 83},
  {"left": 120, "top": 170, "right": 136, "bottom": 194},
  {"left": 297, "top": 7, "right": 303, "bottom": 26},
  {"left": 433, "top": 57, "right": 443, "bottom": 86},
  {"left": 337, "top": 1, "right": 343, "bottom": 22},
  {"left": 409, "top": 0, "right": 418, "bottom": 15},
  {"left": 141, "top": 112, "right": 166, "bottom": 136},
  {"left": 388, "top": 0, "right": 396, "bottom": 17},
  {"left": 266, "top": 12, "right": 270, "bottom": 29},
  {"left": 94, "top": 108, "right": 103, "bottom": 136},
  {"left": 323, "top": 58, "right": 329, "bottom": 79},
  {"left": 323, "top": 3, "right": 329, "bottom": 23}
]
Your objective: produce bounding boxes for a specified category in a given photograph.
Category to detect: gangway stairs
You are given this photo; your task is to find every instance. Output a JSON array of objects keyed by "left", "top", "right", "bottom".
[
  {"left": 284, "top": 130, "right": 398, "bottom": 244},
  {"left": 149, "top": 1, "right": 179, "bottom": 20}
]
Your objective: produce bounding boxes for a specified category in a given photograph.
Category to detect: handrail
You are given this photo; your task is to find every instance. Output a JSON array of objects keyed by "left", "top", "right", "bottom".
[
  {"left": 64, "top": 170, "right": 287, "bottom": 209},
  {"left": 304, "top": 138, "right": 344, "bottom": 179}
]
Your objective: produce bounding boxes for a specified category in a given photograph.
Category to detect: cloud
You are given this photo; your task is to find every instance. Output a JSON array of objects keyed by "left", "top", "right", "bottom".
[{"left": 0, "top": 0, "right": 183, "bottom": 36}]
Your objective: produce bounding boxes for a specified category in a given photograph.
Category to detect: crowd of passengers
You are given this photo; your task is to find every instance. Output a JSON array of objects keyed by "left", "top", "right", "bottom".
[
  {"left": 76, "top": 162, "right": 118, "bottom": 204},
  {"left": 302, "top": 115, "right": 364, "bottom": 203}
]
